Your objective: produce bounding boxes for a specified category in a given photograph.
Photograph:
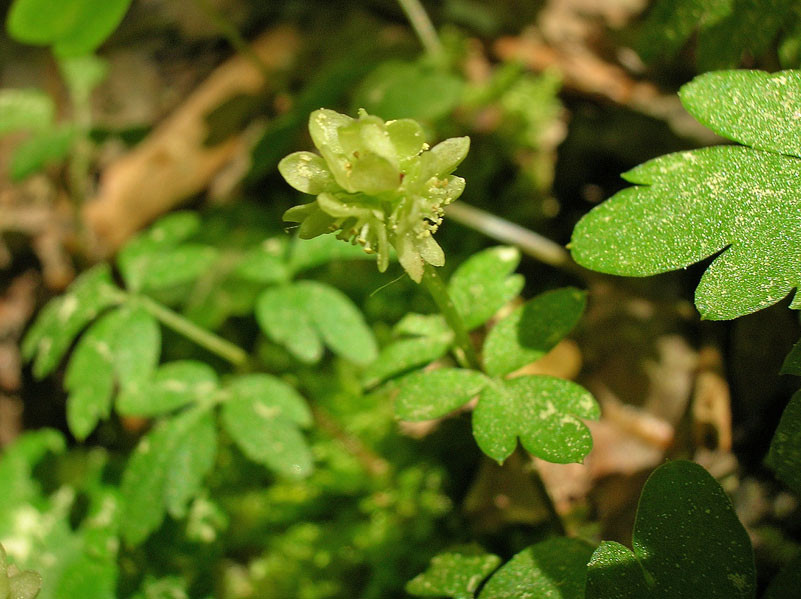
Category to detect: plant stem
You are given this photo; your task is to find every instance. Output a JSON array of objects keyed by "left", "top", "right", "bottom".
[
  {"left": 421, "top": 263, "right": 480, "bottom": 370},
  {"left": 136, "top": 294, "right": 249, "bottom": 368},
  {"left": 397, "top": 0, "right": 444, "bottom": 61},
  {"left": 446, "top": 202, "right": 587, "bottom": 277}
]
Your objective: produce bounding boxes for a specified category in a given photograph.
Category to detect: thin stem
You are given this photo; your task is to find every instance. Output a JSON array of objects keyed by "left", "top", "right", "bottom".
[
  {"left": 190, "top": 0, "right": 273, "bottom": 81},
  {"left": 397, "top": 0, "right": 444, "bottom": 61},
  {"left": 446, "top": 202, "right": 587, "bottom": 277},
  {"left": 136, "top": 294, "right": 249, "bottom": 368},
  {"left": 421, "top": 263, "right": 480, "bottom": 370}
]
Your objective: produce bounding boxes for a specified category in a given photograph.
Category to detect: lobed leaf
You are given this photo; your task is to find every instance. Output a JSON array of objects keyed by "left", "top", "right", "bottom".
[
  {"left": 585, "top": 460, "right": 756, "bottom": 599},
  {"left": 448, "top": 246, "right": 524, "bottom": 330},
  {"left": 483, "top": 287, "right": 586, "bottom": 378},
  {"left": 478, "top": 537, "right": 594, "bottom": 599},
  {"left": 256, "top": 281, "right": 377, "bottom": 365},
  {"left": 22, "top": 264, "right": 120, "bottom": 378},
  {"left": 395, "top": 368, "right": 490, "bottom": 421},
  {"left": 571, "top": 70, "right": 801, "bottom": 321},
  {"left": 406, "top": 546, "right": 501, "bottom": 599},
  {"left": 221, "top": 374, "right": 313, "bottom": 478},
  {"left": 120, "top": 406, "right": 216, "bottom": 545},
  {"left": 473, "top": 376, "right": 599, "bottom": 464},
  {"left": 117, "top": 360, "right": 219, "bottom": 417}
]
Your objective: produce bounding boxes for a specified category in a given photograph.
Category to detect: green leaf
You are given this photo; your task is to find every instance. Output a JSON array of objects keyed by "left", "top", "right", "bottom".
[
  {"left": 571, "top": 70, "right": 801, "bottom": 321},
  {"left": 256, "top": 282, "right": 377, "bottom": 365},
  {"left": 256, "top": 285, "right": 323, "bottom": 363},
  {"left": 111, "top": 304, "right": 160, "bottom": 391},
  {"left": 395, "top": 368, "right": 489, "bottom": 421},
  {"left": 679, "top": 70, "right": 801, "bottom": 157},
  {"left": 585, "top": 460, "right": 756, "bottom": 599},
  {"left": 9, "top": 125, "right": 75, "bottom": 180},
  {"left": 117, "top": 211, "right": 202, "bottom": 291},
  {"left": 0, "top": 88, "right": 54, "bottom": 134},
  {"left": 0, "top": 429, "right": 65, "bottom": 514},
  {"left": 767, "top": 390, "right": 801, "bottom": 496},
  {"left": 301, "top": 281, "right": 377, "bottom": 365},
  {"left": 7, "top": 0, "right": 132, "bottom": 56},
  {"left": 235, "top": 238, "right": 290, "bottom": 284},
  {"left": 473, "top": 376, "right": 599, "bottom": 464},
  {"left": 140, "top": 245, "right": 219, "bottom": 292},
  {"left": 120, "top": 407, "right": 216, "bottom": 545},
  {"left": 781, "top": 340, "right": 801, "bottom": 375},
  {"left": 353, "top": 61, "right": 464, "bottom": 121},
  {"left": 406, "top": 546, "right": 501, "bottom": 599},
  {"left": 117, "top": 360, "right": 219, "bottom": 417},
  {"left": 65, "top": 311, "right": 119, "bottom": 440},
  {"left": 764, "top": 551, "right": 801, "bottom": 599},
  {"left": 22, "top": 264, "right": 120, "bottom": 378},
  {"left": 483, "top": 288, "right": 586, "bottom": 378},
  {"left": 362, "top": 335, "right": 452, "bottom": 389},
  {"left": 585, "top": 542, "right": 650, "bottom": 599},
  {"left": 478, "top": 537, "right": 594, "bottom": 599},
  {"left": 449, "top": 246, "right": 524, "bottom": 330},
  {"left": 221, "top": 374, "right": 313, "bottom": 478}
]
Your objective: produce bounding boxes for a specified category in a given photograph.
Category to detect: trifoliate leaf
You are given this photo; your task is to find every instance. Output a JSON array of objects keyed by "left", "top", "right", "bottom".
[
  {"left": 585, "top": 460, "right": 756, "bottom": 599},
  {"left": 221, "top": 374, "right": 313, "bottom": 478},
  {"left": 395, "top": 368, "right": 490, "bottom": 421},
  {"left": 767, "top": 390, "right": 801, "bottom": 496},
  {"left": 120, "top": 406, "right": 216, "bottom": 545},
  {"left": 406, "top": 546, "right": 501, "bottom": 599},
  {"left": 478, "top": 537, "right": 594, "bottom": 599},
  {"left": 9, "top": 125, "right": 75, "bottom": 180},
  {"left": 570, "top": 70, "right": 801, "bottom": 321},
  {"left": 483, "top": 288, "right": 586, "bottom": 378},
  {"left": 781, "top": 340, "right": 801, "bottom": 375},
  {"left": 473, "top": 376, "right": 599, "bottom": 464},
  {"left": 256, "top": 282, "right": 377, "bottom": 365},
  {"left": 0, "top": 88, "right": 54, "bottom": 134},
  {"left": 22, "top": 264, "right": 121, "bottom": 378},
  {"left": 117, "top": 360, "right": 219, "bottom": 417},
  {"left": 7, "top": 0, "right": 133, "bottom": 56},
  {"left": 448, "top": 246, "right": 524, "bottom": 330}
]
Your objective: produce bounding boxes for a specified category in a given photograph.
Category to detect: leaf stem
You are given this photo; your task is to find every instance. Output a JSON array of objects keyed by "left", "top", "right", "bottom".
[
  {"left": 397, "top": 0, "right": 444, "bottom": 62},
  {"left": 135, "top": 294, "right": 249, "bottom": 368},
  {"left": 421, "top": 263, "right": 480, "bottom": 370}
]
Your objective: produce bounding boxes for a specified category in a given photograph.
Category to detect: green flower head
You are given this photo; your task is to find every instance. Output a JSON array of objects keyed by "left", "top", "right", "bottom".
[
  {"left": 0, "top": 544, "right": 41, "bottom": 599},
  {"left": 279, "top": 108, "right": 469, "bottom": 282}
]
